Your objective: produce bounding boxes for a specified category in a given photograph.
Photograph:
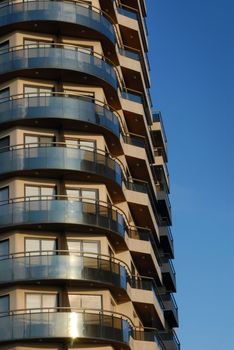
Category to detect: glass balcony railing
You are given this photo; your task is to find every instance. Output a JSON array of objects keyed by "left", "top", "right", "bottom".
[
  {"left": 159, "top": 226, "right": 174, "bottom": 258},
  {"left": 0, "top": 307, "right": 166, "bottom": 348},
  {"left": 117, "top": 6, "right": 138, "bottom": 20},
  {"left": 0, "top": 0, "right": 116, "bottom": 44},
  {"left": 161, "top": 293, "right": 179, "bottom": 327},
  {"left": 134, "top": 329, "right": 166, "bottom": 350},
  {"left": 0, "top": 196, "right": 126, "bottom": 237},
  {"left": 0, "top": 143, "right": 123, "bottom": 187},
  {"left": 0, "top": 252, "right": 128, "bottom": 289},
  {"left": 129, "top": 227, "right": 162, "bottom": 267},
  {"left": 131, "top": 276, "right": 164, "bottom": 310},
  {"left": 119, "top": 47, "right": 140, "bottom": 61},
  {"left": 0, "top": 309, "right": 130, "bottom": 344},
  {"left": 0, "top": 94, "right": 121, "bottom": 137},
  {"left": 121, "top": 89, "right": 143, "bottom": 104},
  {"left": 0, "top": 44, "right": 118, "bottom": 89},
  {"left": 161, "top": 258, "right": 176, "bottom": 292},
  {"left": 159, "top": 330, "right": 180, "bottom": 350}
]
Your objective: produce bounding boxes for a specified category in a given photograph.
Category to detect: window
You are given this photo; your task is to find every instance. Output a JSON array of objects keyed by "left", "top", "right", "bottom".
[
  {"left": 65, "top": 138, "right": 96, "bottom": 151},
  {"left": 0, "top": 187, "right": 9, "bottom": 205},
  {"left": 66, "top": 188, "right": 98, "bottom": 214},
  {"left": 24, "top": 85, "right": 53, "bottom": 97},
  {"left": 25, "top": 185, "right": 56, "bottom": 200},
  {"left": 25, "top": 238, "right": 57, "bottom": 256},
  {"left": 0, "top": 240, "right": 9, "bottom": 260},
  {"left": 24, "top": 134, "right": 55, "bottom": 148},
  {"left": 63, "top": 89, "right": 94, "bottom": 99},
  {"left": 0, "top": 136, "right": 10, "bottom": 153},
  {"left": 26, "top": 293, "right": 58, "bottom": 313},
  {"left": 0, "top": 41, "right": 9, "bottom": 54},
  {"left": 24, "top": 39, "right": 51, "bottom": 49},
  {"left": 0, "top": 87, "right": 10, "bottom": 103},
  {"left": 67, "top": 240, "right": 100, "bottom": 256},
  {"left": 66, "top": 188, "right": 98, "bottom": 202},
  {"left": 68, "top": 294, "right": 102, "bottom": 310},
  {"left": 0, "top": 295, "right": 9, "bottom": 315}
]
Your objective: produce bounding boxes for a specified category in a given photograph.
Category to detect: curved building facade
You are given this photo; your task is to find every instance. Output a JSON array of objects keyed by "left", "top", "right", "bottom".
[{"left": 0, "top": 1, "right": 179, "bottom": 350}]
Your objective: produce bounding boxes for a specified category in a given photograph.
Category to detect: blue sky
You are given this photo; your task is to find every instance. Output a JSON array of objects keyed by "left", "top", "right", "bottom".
[{"left": 147, "top": 1, "right": 234, "bottom": 349}]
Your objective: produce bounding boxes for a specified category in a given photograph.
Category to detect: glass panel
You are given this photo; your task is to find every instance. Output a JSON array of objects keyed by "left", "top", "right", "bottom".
[
  {"left": 25, "top": 186, "right": 40, "bottom": 201},
  {"left": 25, "top": 239, "right": 40, "bottom": 255},
  {"left": 0, "top": 187, "right": 9, "bottom": 205},
  {"left": 67, "top": 240, "right": 81, "bottom": 254},
  {"left": 40, "top": 136, "right": 54, "bottom": 147},
  {"left": 41, "top": 187, "right": 55, "bottom": 200},
  {"left": 66, "top": 189, "right": 80, "bottom": 199},
  {"left": 24, "top": 86, "right": 37, "bottom": 95},
  {"left": 78, "top": 46, "right": 93, "bottom": 54},
  {"left": 24, "top": 39, "right": 40, "bottom": 48},
  {"left": 0, "top": 295, "right": 9, "bottom": 315},
  {"left": 83, "top": 242, "right": 99, "bottom": 254},
  {"left": 25, "top": 135, "right": 38, "bottom": 147},
  {"left": 65, "top": 139, "right": 79, "bottom": 148},
  {"left": 0, "top": 41, "right": 9, "bottom": 54},
  {"left": 26, "top": 294, "right": 41, "bottom": 312},
  {"left": 0, "top": 240, "right": 9, "bottom": 260},
  {"left": 0, "top": 136, "right": 10, "bottom": 153},
  {"left": 68, "top": 294, "right": 82, "bottom": 308},
  {"left": 79, "top": 140, "right": 95, "bottom": 151},
  {"left": 41, "top": 239, "right": 57, "bottom": 255},
  {"left": 81, "top": 295, "right": 102, "bottom": 309},
  {"left": 0, "top": 87, "right": 10, "bottom": 102},
  {"left": 81, "top": 190, "right": 97, "bottom": 202},
  {"left": 68, "top": 294, "right": 101, "bottom": 310},
  {"left": 42, "top": 294, "right": 57, "bottom": 312}
]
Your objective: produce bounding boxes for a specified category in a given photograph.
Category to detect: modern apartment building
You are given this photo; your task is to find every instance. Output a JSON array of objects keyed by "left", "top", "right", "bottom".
[{"left": 0, "top": 1, "right": 179, "bottom": 350}]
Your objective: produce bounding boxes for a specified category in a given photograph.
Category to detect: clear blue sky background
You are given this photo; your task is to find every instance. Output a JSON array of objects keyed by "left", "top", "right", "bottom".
[{"left": 147, "top": 1, "right": 234, "bottom": 349}]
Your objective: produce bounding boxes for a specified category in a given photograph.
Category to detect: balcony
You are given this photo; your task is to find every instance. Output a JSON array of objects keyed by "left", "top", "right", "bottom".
[
  {"left": 0, "top": 44, "right": 118, "bottom": 91},
  {"left": 157, "top": 190, "right": 172, "bottom": 226},
  {"left": 128, "top": 228, "right": 162, "bottom": 284},
  {"left": 0, "top": 143, "right": 123, "bottom": 192},
  {"left": 161, "top": 293, "right": 179, "bottom": 328},
  {"left": 0, "top": 309, "right": 130, "bottom": 345},
  {"left": 159, "top": 226, "right": 174, "bottom": 258},
  {"left": 134, "top": 329, "right": 166, "bottom": 350},
  {"left": 159, "top": 330, "right": 180, "bottom": 350},
  {"left": 0, "top": 0, "right": 116, "bottom": 44},
  {"left": 152, "top": 112, "right": 168, "bottom": 161},
  {"left": 0, "top": 197, "right": 126, "bottom": 246},
  {"left": 116, "top": 3, "right": 148, "bottom": 51},
  {"left": 0, "top": 94, "right": 122, "bottom": 146},
  {"left": 130, "top": 276, "right": 165, "bottom": 329},
  {"left": 0, "top": 252, "right": 128, "bottom": 291},
  {"left": 161, "top": 258, "right": 176, "bottom": 292}
]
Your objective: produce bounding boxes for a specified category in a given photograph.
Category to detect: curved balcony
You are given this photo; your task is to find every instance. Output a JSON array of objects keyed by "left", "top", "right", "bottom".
[
  {"left": 0, "top": 196, "right": 126, "bottom": 238},
  {"left": 0, "top": 44, "right": 118, "bottom": 90},
  {"left": 0, "top": 143, "right": 123, "bottom": 188},
  {"left": 0, "top": 94, "right": 121, "bottom": 140},
  {"left": 0, "top": 252, "right": 128, "bottom": 290},
  {"left": 0, "top": 309, "right": 130, "bottom": 345},
  {"left": 0, "top": 0, "right": 115, "bottom": 44}
]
